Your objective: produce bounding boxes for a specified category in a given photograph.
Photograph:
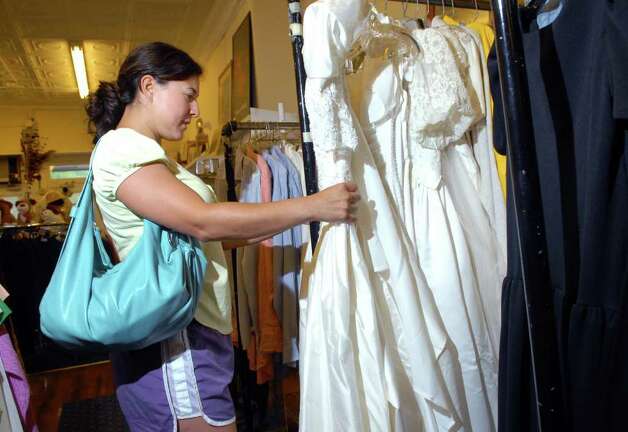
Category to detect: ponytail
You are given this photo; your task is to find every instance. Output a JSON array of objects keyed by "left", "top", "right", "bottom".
[{"left": 86, "top": 82, "right": 125, "bottom": 144}]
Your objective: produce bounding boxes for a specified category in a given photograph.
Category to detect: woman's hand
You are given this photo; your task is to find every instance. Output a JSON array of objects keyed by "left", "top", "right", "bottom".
[{"left": 306, "top": 182, "right": 361, "bottom": 223}]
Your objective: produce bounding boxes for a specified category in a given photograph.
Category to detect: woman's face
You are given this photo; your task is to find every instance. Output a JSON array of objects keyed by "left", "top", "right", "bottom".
[{"left": 151, "top": 76, "right": 200, "bottom": 141}]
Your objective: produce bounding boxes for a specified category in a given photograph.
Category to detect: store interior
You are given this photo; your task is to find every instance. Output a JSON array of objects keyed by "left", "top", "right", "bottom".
[{"left": 2, "top": 0, "right": 607, "bottom": 431}]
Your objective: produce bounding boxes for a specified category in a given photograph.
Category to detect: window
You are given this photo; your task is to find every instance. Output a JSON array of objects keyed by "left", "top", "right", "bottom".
[{"left": 49, "top": 164, "right": 89, "bottom": 180}]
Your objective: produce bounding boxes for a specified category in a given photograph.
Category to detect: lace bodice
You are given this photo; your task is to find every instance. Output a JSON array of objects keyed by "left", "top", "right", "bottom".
[
  {"left": 431, "top": 17, "right": 483, "bottom": 124},
  {"left": 406, "top": 27, "right": 481, "bottom": 189}
]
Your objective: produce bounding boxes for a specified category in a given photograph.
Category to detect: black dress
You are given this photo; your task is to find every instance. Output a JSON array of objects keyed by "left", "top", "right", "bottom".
[{"left": 490, "top": 1, "right": 628, "bottom": 431}]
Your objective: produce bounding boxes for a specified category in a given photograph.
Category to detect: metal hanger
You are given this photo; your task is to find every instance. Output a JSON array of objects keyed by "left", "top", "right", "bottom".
[
  {"left": 472, "top": 0, "right": 480, "bottom": 23},
  {"left": 415, "top": 0, "right": 426, "bottom": 29}
]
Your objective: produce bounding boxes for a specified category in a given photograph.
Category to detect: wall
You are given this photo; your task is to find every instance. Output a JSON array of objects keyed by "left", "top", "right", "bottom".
[
  {"left": 0, "top": 106, "right": 92, "bottom": 156},
  {"left": 183, "top": 0, "right": 311, "bottom": 157},
  {"left": 0, "top": 106, "right": 92, "bottom": 200}
]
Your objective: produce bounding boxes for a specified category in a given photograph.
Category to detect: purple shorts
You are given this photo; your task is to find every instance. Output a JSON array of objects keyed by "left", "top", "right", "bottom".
[{"left": 110, "top": 321, "right": 235, "bottom": 431}]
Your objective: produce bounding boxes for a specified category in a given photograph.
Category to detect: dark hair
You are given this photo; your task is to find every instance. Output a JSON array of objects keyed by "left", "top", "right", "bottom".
[{"left": 86, "top": 42, "right": 203, "bottom": 143}]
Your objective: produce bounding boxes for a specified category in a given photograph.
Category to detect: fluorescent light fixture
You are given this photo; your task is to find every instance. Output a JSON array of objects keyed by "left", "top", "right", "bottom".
[{"left": 70, "top": 45, "right": 89, "bottom": 99}]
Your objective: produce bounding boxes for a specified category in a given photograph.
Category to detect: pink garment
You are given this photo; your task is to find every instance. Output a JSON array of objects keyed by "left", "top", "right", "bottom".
[
  {"left": 0, "top": 325, "right": 38, "bottom": 431},
  {"left": 250, "top": 148, "right": 273, "bottom": 248}
]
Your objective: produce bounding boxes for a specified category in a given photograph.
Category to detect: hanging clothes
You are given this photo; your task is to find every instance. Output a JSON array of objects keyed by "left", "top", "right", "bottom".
[
  {"left": 301, "top": 1, "right": 463, "bottom": 430},
  {"left": 491, "top": 1, "right": 628, "bottom": 431},
  {"left": 262, "top": 147, "right": 303, "bottom": 366},
  {"left": 434, "top": 16, "right": 508, "bottom": 261},
  {"left": 231, "top": 139, "right": 306, "bottom": 377},
  {"left": 247, "top": 148, "right": 279, "bottom": 385},
  {"left": 235, "top": 149, "right": 261, "bottom": 353},
  {"left": 270, "top": 147, "right": 303, "bottom": 366},
  {"left": 282, "top": 145, "right": 313, "bottom": 319},
  {"left": 357, "top": 13, "right": 503, "bottom": 431}
]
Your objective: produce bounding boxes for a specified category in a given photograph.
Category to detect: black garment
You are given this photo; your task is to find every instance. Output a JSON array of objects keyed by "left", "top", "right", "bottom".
[
  {"left": 491, "top": 1, "right": 628, "bottom": 431},
  {"left": 0, "top": 232, "right": 108, "bottom": 372}
]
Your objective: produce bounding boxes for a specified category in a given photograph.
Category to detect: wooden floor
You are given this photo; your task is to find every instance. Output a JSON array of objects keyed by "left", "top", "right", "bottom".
[{"left": 28, "top": 361, "right": 116, "bottom": 432}]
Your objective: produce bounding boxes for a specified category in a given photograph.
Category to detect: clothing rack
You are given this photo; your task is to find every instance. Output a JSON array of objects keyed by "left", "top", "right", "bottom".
[
  {"left": 221, "top": 121, "right": 301, "bottom": 135},
  {"left": 388, "top": 0, "right": 492, "bottom": 11},
  {"left": 220, "top": 119, "right": 302, "bottom": 431},
  {"left": 490, "top": 0, "right": 563, "bottom": 430},
  {"left": 221, "top": 120, "right": 303, "bottom": 199}
]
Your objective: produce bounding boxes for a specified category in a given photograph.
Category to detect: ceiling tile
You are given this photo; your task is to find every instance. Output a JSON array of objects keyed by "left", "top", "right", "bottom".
[
  {"left": 8, "top": 0, "right": 68, "bottom": 18},
  {"left": 84, "top": 40, "right": 129, "bottom": 90},
  {"left": 0, "top": 38, "right": 20, "bottom": 55}
]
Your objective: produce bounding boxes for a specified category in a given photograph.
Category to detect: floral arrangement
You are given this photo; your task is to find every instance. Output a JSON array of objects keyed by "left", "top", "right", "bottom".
[{"left": 20, "top": 118, "right": 54, "bottom": 192}]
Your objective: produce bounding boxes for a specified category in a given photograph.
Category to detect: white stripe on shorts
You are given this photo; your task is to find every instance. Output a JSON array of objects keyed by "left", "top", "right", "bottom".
[{"left": 161, "top": 330, "right": 204, "bottom": 420}]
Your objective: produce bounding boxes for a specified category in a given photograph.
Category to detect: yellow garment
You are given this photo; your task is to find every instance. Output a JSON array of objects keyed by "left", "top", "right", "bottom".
[
  {"left": 468, "top": 21, "right": 508, "bottom": 198},
  {"left": 92, "top": 128, "right": 232, "bottom": 335},
  {"left": 442, "top": 14, "right": 459, "bottom": 26}
]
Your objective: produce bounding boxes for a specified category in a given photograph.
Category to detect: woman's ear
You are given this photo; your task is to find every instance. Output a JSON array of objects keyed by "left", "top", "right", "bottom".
[{"left": 137, "top": 74, "right": 157, "bottom": 103}]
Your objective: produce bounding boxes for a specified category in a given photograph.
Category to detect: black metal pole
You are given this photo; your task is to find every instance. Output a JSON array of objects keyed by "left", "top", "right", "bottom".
[
  {"left": 287, "top": 0, "right": 319, "bottom": 250},
  {"left": 490, "top": 0, "right": 564, "bottom": 430}
]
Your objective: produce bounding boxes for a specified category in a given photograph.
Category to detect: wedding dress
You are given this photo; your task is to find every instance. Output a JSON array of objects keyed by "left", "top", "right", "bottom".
[
  {"left": 299, "top": 1, "right": 465, "bottom": 431},
  {"left": 407, "top": 24, "right": 501, "bottom": 431}
]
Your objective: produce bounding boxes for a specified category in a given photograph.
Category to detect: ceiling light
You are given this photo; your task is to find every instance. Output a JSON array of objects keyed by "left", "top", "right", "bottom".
[{"left": 70, "top": 45, "right": 89, "bottom": 99}]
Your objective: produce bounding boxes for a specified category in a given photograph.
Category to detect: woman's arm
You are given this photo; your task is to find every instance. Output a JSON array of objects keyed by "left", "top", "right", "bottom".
[{"left": 116, "top": 163, "right": 359, "bottom": 242}]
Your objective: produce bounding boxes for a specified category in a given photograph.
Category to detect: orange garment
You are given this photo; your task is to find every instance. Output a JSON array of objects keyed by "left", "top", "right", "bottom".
[
  {"left": 246, "top": 148, "right": 282, "bottom": 384},
  {"left": 246, "top": 335, "right": 274, "bottom": 384},
  {"left": 254, "top": 150, "right": 283, "bottom": 354}
]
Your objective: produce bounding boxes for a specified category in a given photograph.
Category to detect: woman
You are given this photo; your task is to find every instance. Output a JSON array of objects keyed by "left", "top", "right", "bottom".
[{"left": 86, "top": 41, "right": 359, "bottom": 432}]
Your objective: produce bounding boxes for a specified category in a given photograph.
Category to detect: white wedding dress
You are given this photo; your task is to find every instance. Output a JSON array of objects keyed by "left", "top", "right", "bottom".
[
  {"left": 299, "top": 1, "right": 467, "bottom": 431},
  {"left": 358, "top": 20, "right": 503, "bottom": 431}
]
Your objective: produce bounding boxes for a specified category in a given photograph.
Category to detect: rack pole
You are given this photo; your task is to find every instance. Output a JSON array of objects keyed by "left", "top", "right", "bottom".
[
  {"left": 287, "top": 0, "right": 319, "bottom": 250},
  {"left": 388, "top": 0, "right": 492, "bottom": 10},
  {"left": 222, "top": 121, "right": 301, "bottom": 132},
  {"left": 490, "top": 0, "right": 564, "bottom": 430}
]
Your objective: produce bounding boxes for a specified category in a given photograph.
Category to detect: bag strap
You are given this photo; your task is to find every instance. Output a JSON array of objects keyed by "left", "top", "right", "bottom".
[{"left": 71, "top": 139, "right": 102, "bottom": 216}]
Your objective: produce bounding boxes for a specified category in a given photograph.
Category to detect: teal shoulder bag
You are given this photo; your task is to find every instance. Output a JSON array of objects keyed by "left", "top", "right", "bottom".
[{"left": 39, "top": 147, "right": 207, "bottom": 351}]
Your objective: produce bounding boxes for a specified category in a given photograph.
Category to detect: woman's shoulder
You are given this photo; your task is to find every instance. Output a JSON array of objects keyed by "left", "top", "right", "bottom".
[{"left": 93, "top": 128, "right": 169, "bottom": 171}]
